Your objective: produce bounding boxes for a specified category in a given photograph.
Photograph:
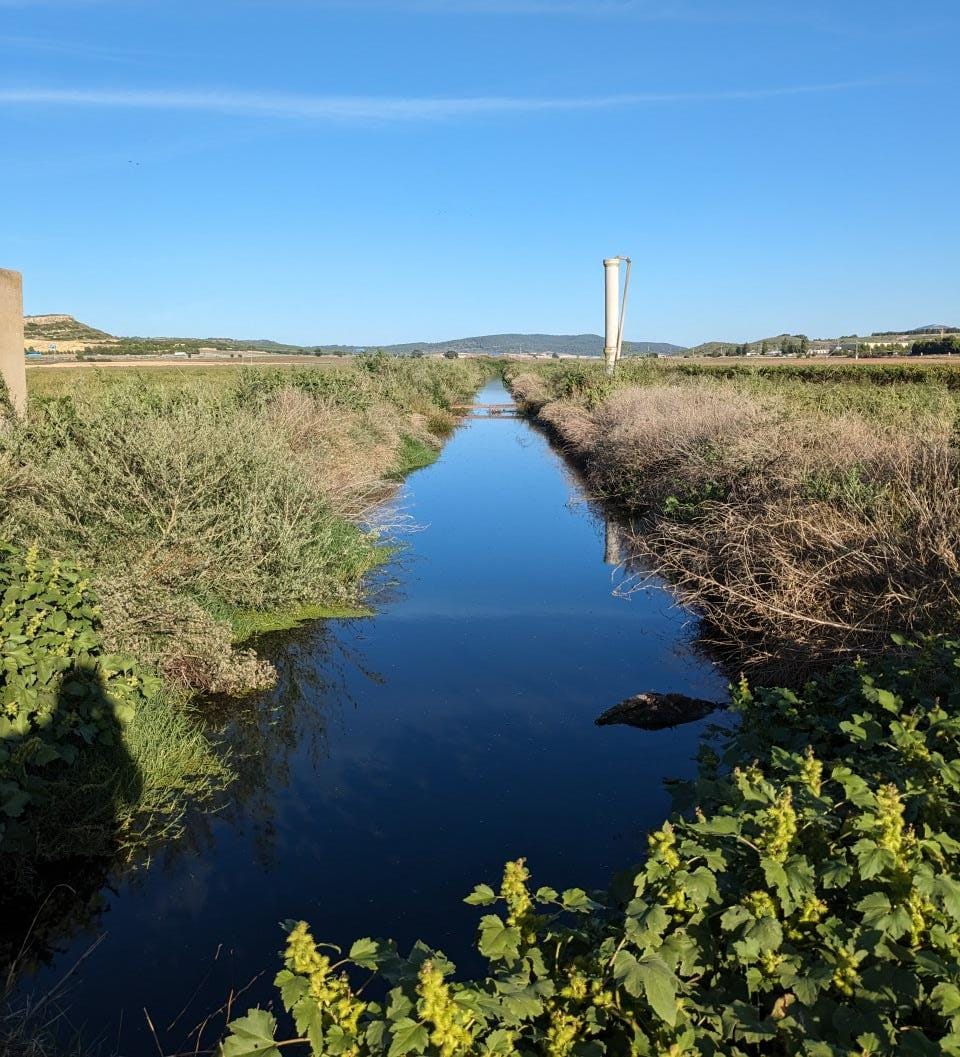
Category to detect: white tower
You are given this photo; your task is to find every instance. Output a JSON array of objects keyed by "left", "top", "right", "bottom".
[{"left": 602, "top": 256, "right": 632, "bottom": 377}]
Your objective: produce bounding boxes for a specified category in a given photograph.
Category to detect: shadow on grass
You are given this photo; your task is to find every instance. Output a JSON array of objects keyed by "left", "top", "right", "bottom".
[{"left": 0, "top": 664, "right": 143, "bottom": 1051}]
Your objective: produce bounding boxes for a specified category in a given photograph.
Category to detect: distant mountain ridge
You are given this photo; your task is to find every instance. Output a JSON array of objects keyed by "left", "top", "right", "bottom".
[
  {"left": 29, "top": 314, "right": 955, "bottom": 361},
  {"left": 22, "top": 317, "right": 686, "bottom": 357},
  {"left": 351, "top": 333, "right": 685, "bottom": 357}
]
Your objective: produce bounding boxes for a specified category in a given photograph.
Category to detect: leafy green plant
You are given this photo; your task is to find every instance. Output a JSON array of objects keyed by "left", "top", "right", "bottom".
[
  {"left": 0, "top": 542, "right": 159, "bottom": 848},
  {"left": 661, "top": 481, "right": 728, "bottom": 523},
  {"left": 222, "top": 637, "right": 960, "bottom": 1056}
]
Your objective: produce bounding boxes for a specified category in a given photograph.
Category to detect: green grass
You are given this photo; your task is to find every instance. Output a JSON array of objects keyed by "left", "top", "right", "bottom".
[
  {"left": 389, "top": 434, "right": 441, "bottom": 479},
  {"left": 24, "top": 359, "right": 352, "bottom": 398},
  {"left": 4, "top": 687, "right": 231, "bottom": 883}
]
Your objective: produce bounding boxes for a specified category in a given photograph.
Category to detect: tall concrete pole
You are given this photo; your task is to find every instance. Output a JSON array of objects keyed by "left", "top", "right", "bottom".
[
  {"left": 0, "top": 269, "right": 26, "bottom": 417},
  {"left": 603, "top": 258, "right": 620, "bottom": 377}
]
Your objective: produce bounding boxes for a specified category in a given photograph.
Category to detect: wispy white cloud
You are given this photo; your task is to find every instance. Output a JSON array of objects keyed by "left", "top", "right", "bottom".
[
  {"left": 244, "top": 0, "right": 832, "bottom": 27},
  {"left": 305, "top": 0, "right": 681, "bottom": 12},
  {"left": 0, "top": 81, "right": 885, "bottom": 121},
  {"left": 0, "top": 34, "right": 185, "bottom": 64},
  {"left": 0, "top": 0, "right": 692, "bottom": 9}
]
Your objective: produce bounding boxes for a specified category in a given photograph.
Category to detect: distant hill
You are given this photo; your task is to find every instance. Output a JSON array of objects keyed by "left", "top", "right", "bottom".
[
  {"left": 686, "top": 333, "right": 804, "bottom": 357},
  {"left": 25, "top": 314, "right": 113, "bottom": 342},
  {"left": 357, "top": 333, "right": 686, "bottom": 357},
  {"left": 872, "top": 325, "right": 959, "bottom": 337},
  {"left": 22, "top": 318, "right": 687, "bottom": 358}
]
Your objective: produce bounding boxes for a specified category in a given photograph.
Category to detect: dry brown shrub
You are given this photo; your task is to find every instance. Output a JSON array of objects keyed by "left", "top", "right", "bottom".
[
  {"left": 510, "top": 372, "right": 551, "bottom": 409},
  {"left": 529, "top": 378, "right": 960, "bottom": 678},
  {"left": 265, "top": 387, "right": 405, "bottom": 521},
  {"left": 425, "top": 407, "right": 457, "bottom": 437},
  {"left": 644, "top": 427, "right": 960, "bottom": 677},
  {"left": 537, "top": 400, "right": 601, "bottom": 456},
  {"left": 586, "top": 384, "right": 773, "bottom": 508}
]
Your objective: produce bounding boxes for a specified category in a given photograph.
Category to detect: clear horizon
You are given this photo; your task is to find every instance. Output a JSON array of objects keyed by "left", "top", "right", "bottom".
[{"left": 2, "top": 0, "right": 958, "bottom": 346}]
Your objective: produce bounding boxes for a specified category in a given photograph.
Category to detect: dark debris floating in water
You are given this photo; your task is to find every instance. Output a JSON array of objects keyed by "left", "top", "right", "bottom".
[{"left": 596, "top": 691, "right": 724, "bottom": 731}]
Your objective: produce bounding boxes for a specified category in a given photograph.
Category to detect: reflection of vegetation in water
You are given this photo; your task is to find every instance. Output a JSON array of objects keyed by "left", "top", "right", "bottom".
[
  {"left": 1, "top": 613, "right": 384, "bottom": 1001},
  {"left": 0, "top": 545, "right": 228, "bottom": 1056},
  {"left": 196, "top": 619, "right": 385, "bottom": 863}
]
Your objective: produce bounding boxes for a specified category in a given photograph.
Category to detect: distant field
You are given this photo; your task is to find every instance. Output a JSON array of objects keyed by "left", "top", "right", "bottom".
[
  {"left": 677, "top": 354, "right": 959, "bottom": 366},
  {"left": 26, "top": 357, "right": 350, "bottom": 396}
]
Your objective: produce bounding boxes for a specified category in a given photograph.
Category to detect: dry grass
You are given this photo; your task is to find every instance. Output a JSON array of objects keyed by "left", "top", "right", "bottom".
[
  {"left": 2, "top": 360, "right": 486, "bottom": 697},
  {"left": 516, "top": 370, "right": 960, "bottom": 680}
]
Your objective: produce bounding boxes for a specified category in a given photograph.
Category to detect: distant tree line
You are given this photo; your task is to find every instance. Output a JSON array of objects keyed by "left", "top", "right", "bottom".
[{"left": 912, "top": 336, "right": 960, "bottom": 356}]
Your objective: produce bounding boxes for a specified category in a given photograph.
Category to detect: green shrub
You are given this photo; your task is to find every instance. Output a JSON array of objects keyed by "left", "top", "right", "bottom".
[
  {"left": 222, "top": 637, "right": 960, "bottom": 1056},
  {"left": 5, "top": 385, "right": 382, "bottom": 611},
  {"left": 0, "top": 543, "right": 159, "bottom": 848}
]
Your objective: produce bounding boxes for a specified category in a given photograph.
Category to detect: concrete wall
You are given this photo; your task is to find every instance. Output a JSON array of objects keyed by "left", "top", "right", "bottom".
[{"left": 0, "top": 269, "right": 26, "bottom": 415}]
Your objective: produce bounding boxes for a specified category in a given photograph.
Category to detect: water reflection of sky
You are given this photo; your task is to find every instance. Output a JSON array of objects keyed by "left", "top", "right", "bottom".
[{"left": 16, "top": 381, "right": 727, "bottom": 1054}]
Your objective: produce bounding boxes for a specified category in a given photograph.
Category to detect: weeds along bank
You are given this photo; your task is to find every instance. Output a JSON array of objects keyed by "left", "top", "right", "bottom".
[
  {"left": 0, "top": 356, "right": 487, "bottom": 874},
  {"left": 507, "top": 360, "right": 960, "bottom": 678}
]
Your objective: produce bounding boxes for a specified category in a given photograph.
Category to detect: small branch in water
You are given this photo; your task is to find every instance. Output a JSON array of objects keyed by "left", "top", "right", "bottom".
[{"left": 596, "top": 692, "right": 724, "bottom": 731}]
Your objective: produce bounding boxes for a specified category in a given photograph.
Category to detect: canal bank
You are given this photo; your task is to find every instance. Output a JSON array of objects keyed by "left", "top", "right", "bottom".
[{"left": 8, "top": 379, "right": 724, "bottom": 1054}]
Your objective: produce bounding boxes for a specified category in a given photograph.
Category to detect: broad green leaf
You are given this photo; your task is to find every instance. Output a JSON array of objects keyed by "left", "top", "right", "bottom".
[
  {"left": 683, "top": 866, "right": 718, "bottom": 905},
  {"left": 744, "top": 916, "right": 782, "bottom": 954},
  {"left": 720, "top": 905, "right": 752, "bottom": 932},
  {"left": 1, "top": 787, "right": 30, "bottom": 818},
  {"left": 386, "top": 988, "right": 413, "bottom": 1021},
  {"left": 484, "top": 1028, "right": 519, "bottom": 1054},
  {"left": 477, "top": 916, "right": 521, "bottom": 962},
  {"left": 292, "top": 995, "right": 324, "bottom": 1051},
  {"left": 349, "top": 937, "right": 381, "bottom": 968},
  {"left": 500, "top": 989, "right": 543, "bottom": 1022},
  {"left": 937, "top": 876, "right": 960, "bottom": 919},
  {"left": 856, "top": 892, "right": 892, "bottom": 929},
  {"left": 366, "top": 1021, "right": 389, "bottom": 1052},
  {"left": 931, "top": 983, "right": 960, "bottom": 1017},
  {"left": 612, "top": 949, "right": 645, "bottom": 998},
  {"left": 613, "top": 950, "right": 678, "bottom": 1026},
  {"left": 274, "top": 969, "right": 307, "bottom": 1011},
  {"left": 387, "top": 1017, "right": 429, "bottom": 1057},
  {"left": 325, "top": 1026, "right": 355, "bottom": 1055},
  {"left": 853, "top": 839, "right": 895, "bottom": 880},
  {"left": 637, "top": 955, "right": 678, "bottom": 1027},
  {"left": 464, "top": 884, "right": 497, "bottom": 906},
  {"left": 221, "top": 1010, "right": 280, "bottom": 1057},
  {"left": 561, "top": 888, "right": 600, "bottom": 912},
  {"left": 875, "top": 689, "right": 898, "bottom": 712}
]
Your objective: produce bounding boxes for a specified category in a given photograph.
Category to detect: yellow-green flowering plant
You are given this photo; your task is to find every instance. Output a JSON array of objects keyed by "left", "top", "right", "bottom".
[{"left": 222, "top": 636, "right": 960, "bottom": 1056}]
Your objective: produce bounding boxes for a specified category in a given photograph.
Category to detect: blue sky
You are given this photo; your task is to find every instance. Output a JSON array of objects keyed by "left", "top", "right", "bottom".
[{"left": 1, "top": 1, "right": 957, "bottom": 346}]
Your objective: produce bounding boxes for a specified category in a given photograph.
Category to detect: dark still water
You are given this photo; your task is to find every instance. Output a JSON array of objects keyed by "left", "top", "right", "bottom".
[{"left": 16, "top": 380, "right": 726, "bottom": 1053}]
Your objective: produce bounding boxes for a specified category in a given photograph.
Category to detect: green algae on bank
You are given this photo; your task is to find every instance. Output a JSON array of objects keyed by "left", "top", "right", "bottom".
[
  {"left": 227, "top": 602, "right": 375, "bottom": 642},
  {"left": 388, "top": 434, "right": 442, "bottom": 479}
]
